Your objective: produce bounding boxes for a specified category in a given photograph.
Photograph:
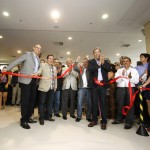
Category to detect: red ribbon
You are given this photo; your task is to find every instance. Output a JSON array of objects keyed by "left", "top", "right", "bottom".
[
  {"left": 79, "top": 66, "right": 83, "bottom": 75},
  {"left": 57, "top": 64, "right": 75, "bottom": 78},
  {"left": 94, "top": 76, "right": 135, "bottom": 116},
  {"left": 2, "top": 64, "right": 75, "bottom": 80}
]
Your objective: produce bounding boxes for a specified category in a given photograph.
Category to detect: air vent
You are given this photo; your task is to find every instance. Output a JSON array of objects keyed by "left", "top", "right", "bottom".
[
  {"left": 11, "top": 55, "right": 16, "bottom": 57},
  {"left": 54, "top": 26, "right": 59, "bottom": 29},
  {"left": 121, "top": 44, "right": 130, "bottom": 47},
  {"left": 54, "top": 42, "right": 64, "bottom": 46}
]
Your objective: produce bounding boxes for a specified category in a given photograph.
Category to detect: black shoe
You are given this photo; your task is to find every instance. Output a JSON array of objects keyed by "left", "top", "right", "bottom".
[
  {"left": 11, "top": 104, "right": 15, "bottom": 106},
  {"left": 28, "top": 118, "right": 37, "bottom": 123},
  {"left": 124, "top": 124, "right": 132, "bottom": 129},
  {"left": 101, "top": 123, "right": 107, "bottom": 130},
  {"left": 16, "top": 104, "right": 20, "bottom": 106},
  {"left": 70, "top": 115, "right": 76, "bottom": 119},
  {"left": 45, "top": 117, "right": 55, "bottom": 121},
  {"left": 20, "top": 122, "right": 30, "bottom": 129},
  {"left": 76, "top": 118, "right": 81, "bottom": 122},
  {"left": 39, "top": 120, "right": 44, "bottom": 125},
  {"left": 86, "top": 118, "right": 92, "bottom": 122},
  {"left": 63, "top": 116, "right": 67, "bottom": 120},
  {"left": 88, "top": 121, "right": 97, "bottom": 127},
  {"left": 55, "top": 114, "right": 61, "bottom": 117},
  {"left": 111, "top": 121, "right": 122, "bottom": 124}
]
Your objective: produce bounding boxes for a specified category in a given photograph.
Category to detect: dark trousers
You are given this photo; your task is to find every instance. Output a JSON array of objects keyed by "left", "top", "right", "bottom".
[
  {"left": 92, "top": 86, "right": 107, "bottom": 123},
  {"left": 116, "top": 87, "right": 135, "bottom": 125},
  {"left": 38, "top": 89, "right": 54, "bottom": 121},
  {"left": 62, "top": 87, "right": 76, "bottom": 116},
  {"left": 20, "top": 79, "right": 37, "bottom": 123}
]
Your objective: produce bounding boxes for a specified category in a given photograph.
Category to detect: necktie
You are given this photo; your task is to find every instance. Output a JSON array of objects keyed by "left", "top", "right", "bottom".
[{"left": 50, "top": 66, "right": 54, "bottom": 89}]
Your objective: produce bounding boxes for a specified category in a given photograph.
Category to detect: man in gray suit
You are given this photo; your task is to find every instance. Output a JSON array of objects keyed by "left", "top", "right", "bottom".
[
  {"left": 7, "top": 44, "right": 41, "bottom": 129},
  {"left": 61, "top": 58, "right": 78, "bottom": 120}
]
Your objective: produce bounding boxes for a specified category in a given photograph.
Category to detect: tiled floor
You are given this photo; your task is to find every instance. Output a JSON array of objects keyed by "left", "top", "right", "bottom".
[{"left": 0, "top": 106, "right": 149, "bottom": 150}]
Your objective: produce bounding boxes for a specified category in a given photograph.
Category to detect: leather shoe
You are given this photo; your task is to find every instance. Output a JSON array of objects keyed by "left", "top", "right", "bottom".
[
  {"left": 54, "top": 114, "right": 61, "bottom": 117},
  {"left": 20, "top": 122, "right": 30, "bottom": 129},
  {"left": 45, "top": 117, "right": 55, "bottom": 121},
  {"left": 112, "top": 120, "right": 122, "bottom": 124},
  {"left": 70, "top": 115, "right": 76, "bottom": 119},
  {"left": 28, "top": 118, "right": 37, "bottom": 123},
  {"left": 86, "top": 118, "right": 92, "bottom": 122},
  {"left": 63, "top": 116, "right": 67, "bottom": 120},
  {"left": 88, "top": 121, "right": 97, "bottom": 127},
  {"left": 124, "top": 124, "right": 132, "bottom": 129},
  {"left": 76, "top": 118, "right": 81, "bottom": 122},
  {"left": 39, "top": 120, "right": 44, "bottom": 125},
  {"left": 101, "top": 123, "right": 107, "bottom": 130}
]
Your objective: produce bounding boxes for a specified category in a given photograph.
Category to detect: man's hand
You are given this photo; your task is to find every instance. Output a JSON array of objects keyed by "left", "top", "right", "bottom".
[
  {"left": 76, "top": 56, "right": 81, "bottom": 62},
  {"left": 100, "top": 54, "right": 104, "bottom": 64},
  {"left": 122, "top": 69, "right": 125, "bottom": 76},
  {"left": 128, "top": 72, "right": 132, "bottom": 79},
  {"left": 5, "top": 84, "right": 8, "bottom": 89},
  {"left": 31, "top": 73, "right": 38, "bottom": 76},
  {"left": 99, "top": 54, "right": 104, "bottom": 65}
]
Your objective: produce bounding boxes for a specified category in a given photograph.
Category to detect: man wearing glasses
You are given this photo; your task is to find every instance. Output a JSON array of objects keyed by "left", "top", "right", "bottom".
[{"left": 7, "top": 44, "right": 41, "bottom": 129}]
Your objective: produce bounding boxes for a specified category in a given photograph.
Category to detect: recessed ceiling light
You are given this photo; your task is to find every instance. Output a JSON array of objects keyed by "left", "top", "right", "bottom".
[
  {"left": 66, "top": 51, "right": 71, "bottom": 55},
  {"left": 116, "top": 53, "right": 120, "bottom": 56},
  {"left": 68, "top": 37, "right": 72, "bottom": 40},
  {"left": 51, "top": 10, "right": 60, "bottom": 19},
  {"left": 54, "top": 20, "right": 58, "bottom": 23},
  {"left": 17, "top": 50, "right": 22, "bottom": 54},
  {"left": 102, "top": 14, "right": 109, "bottom": 19},
  {"left": 138, "top": 40, "right": 142, "bottom": 42},
  {"left": 3, "top": 11, "right": 9, "bottom": 17},
  {"left": 0, "top": 35, "right": 3, "bottom": 39}
]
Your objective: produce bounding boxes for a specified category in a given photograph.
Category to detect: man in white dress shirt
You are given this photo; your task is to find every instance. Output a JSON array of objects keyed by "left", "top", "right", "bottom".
[{"left": 112, "top": 56, "right": 139, "bottom": 129}]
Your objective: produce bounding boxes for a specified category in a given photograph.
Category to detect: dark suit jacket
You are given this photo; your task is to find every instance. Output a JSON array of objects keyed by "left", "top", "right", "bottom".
[
  {"left": 74, "top": 62, "right": 91, "bottom": 88},
  {"left": 88, "top": 59, "right": 111, "bottom": 88}
]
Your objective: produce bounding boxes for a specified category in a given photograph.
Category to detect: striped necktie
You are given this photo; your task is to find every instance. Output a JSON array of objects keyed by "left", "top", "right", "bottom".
[{"left": 50, "top": 66, "right": 54, "bottom": 89}]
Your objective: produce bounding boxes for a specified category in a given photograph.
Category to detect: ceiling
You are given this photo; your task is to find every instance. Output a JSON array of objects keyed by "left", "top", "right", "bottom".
[{"left": 0, "top": 0, "right": 150, "bottom": 66}]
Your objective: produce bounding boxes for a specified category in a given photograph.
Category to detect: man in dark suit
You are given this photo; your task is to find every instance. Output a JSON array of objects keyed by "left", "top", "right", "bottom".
[
  {"left": 88, "top": 48, "right": 111, "bottom": 130},
  {"left": 7, "top": 44, "right": 41, "bottom": 129}
]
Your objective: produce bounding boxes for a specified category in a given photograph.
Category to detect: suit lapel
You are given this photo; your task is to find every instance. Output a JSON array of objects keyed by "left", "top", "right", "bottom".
[
  {"left": 31, "top": 52, "right": 40, "bottom": 68},
  {"left": 31, "top": 52, "right": 36, "bottom": 64}
]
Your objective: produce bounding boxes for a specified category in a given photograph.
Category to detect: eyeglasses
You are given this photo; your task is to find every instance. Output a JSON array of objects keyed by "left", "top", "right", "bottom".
[
  {"left": 35, "top": 47, "right": 42, "bottom": 51},
  {"left": 123, "top": 61, "right": 130, "bottom": 62}
]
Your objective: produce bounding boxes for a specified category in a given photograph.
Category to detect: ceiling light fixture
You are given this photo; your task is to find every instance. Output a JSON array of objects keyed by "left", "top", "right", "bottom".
[
  {"left": 116, "top": 53, "right": 120, "bottom": 56},
  {"left": 54, "top": 20, "right": 58, "bottom": 23},
  {"left": 68, "top": 37, "right": 72, "bottom": 40},
  {"left": 138, "top": 40, "right": 142, "bottom": 42},
  {"left": 66, "top": 51, "right": 71, "bottom": 55},
  {"left": 3, "top": 11, "right": 9, "bottom": 17},
  {"left": 102, "top": 14, "right": 109, "bottom": 19},
  {"left": 0, "top": 35, "right": 3, "bottom": 39},
  {"left": 51, "top": 10, "right": 60, "bottom": 19},
  {"left": 17, "top": 50, "right": 22, "bottom": 54}
]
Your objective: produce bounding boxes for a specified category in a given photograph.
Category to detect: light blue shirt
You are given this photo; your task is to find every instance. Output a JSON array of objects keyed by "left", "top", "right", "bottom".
[
  {"left": 135, "top": 63, "right": 148, "bottom": 77},
  {"left": 33, "top": 52, "right": 39, "bottom": 73}
]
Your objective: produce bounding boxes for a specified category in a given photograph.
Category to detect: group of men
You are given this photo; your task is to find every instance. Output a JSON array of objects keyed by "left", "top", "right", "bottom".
[{"left": 6, "top": 44, "right": 141, "bottom": 131}]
